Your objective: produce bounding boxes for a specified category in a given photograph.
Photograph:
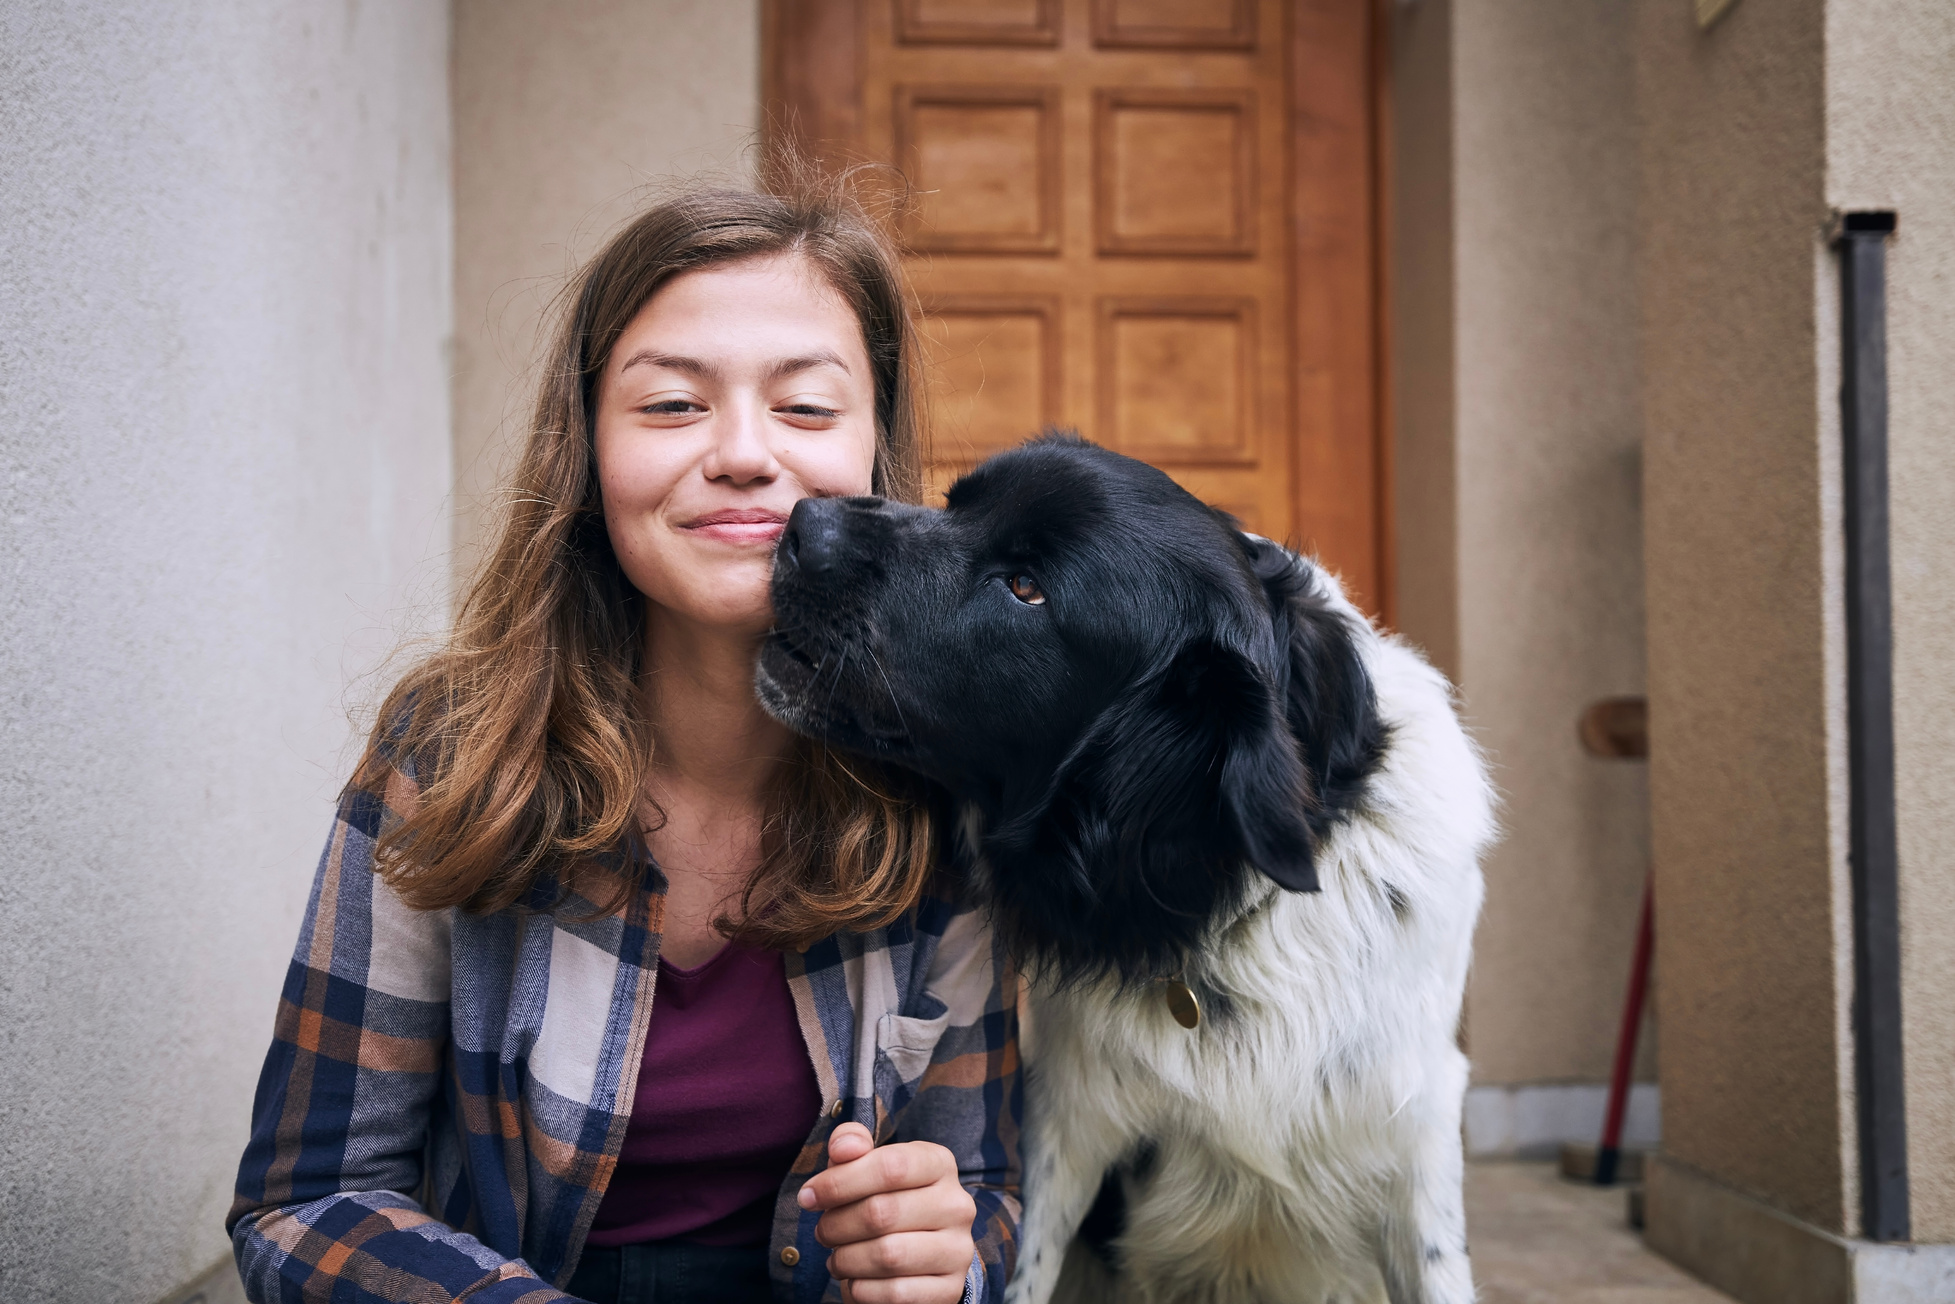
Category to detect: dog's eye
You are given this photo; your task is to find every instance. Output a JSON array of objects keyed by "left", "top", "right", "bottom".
[{"left": 1007, "top": 574, "right": 1046, "bottom": 606}]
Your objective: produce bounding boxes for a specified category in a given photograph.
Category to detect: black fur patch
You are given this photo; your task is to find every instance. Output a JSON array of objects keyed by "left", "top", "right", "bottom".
[
  {"left": 1077, "top": 1169, "right": 1127, "bottom": 1267},
  {"left": 1078, "top": 1140, "right": 1159, "bottom": 1266},
  {"left": 762, "top": 434, "right": 1386, "bottom": 984}
]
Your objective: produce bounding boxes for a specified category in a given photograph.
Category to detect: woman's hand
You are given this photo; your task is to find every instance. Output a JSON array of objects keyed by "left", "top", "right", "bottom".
[{"left": 797, "top": 1122, "right": 977, "bottom": 1304}]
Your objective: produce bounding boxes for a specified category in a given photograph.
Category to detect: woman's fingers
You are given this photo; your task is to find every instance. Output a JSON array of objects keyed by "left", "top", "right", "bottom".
[
  {"left": 824, "top": 1229, "right": 973, "bottom": 1282},
  {"left": 799, "top": 1137, "right": 955, "bottom": 1211},
  {"left": 838, "top": 1271, "right": 967, "bottom": 1304},
  {"left": 814, "top": 1180, "right": 976, "bottom": 1247},
  {"left": 825, "top": 1121, "right": 875, "bottom": 1166},
  {"left": 799, "top": 1135, "right": 974, "bottom": 1304}
]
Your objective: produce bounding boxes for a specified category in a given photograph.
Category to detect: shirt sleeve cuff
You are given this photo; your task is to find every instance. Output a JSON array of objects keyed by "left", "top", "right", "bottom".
[
  {"left": 961, "top": 1251, "right": 985, "bottom": 1304},
  {"left": 459, "top": 1270, "right": 577, "bottom": 1304}
]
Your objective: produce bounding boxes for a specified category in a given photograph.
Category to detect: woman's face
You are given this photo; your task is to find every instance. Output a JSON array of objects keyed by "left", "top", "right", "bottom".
[{"left": 594, "top": 252, "right": 878, "bottom": 639}]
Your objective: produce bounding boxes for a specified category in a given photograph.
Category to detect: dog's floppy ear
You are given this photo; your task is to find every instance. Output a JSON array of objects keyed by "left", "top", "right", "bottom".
[
  {"left": 1239, "top": 534, "right": 1386, "bottom": 844},
  {"left": 1176, "top": 639, "right": 1321, "bottom": 892},
  {"left": 982, "top": 631, "right": 1321, "bottom": 981},
  {"left": 1077, "top": 634, "right": 1320, "bottom": 892}
]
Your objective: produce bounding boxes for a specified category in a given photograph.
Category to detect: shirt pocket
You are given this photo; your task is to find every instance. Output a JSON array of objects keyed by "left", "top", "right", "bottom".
[{"left": 872, "top": 1008, "right": 952, "bottom": 1133}]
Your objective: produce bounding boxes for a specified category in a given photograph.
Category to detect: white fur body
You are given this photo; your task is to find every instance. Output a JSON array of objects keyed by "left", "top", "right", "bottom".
[{"left": 1000, "top": 570, "right": 1495, "bottom": 1304}]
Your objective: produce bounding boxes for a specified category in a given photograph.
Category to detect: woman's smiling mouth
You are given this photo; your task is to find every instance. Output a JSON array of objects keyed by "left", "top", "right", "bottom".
[{"left": 681, "top": 507, "right": 791, "bottom": 546}]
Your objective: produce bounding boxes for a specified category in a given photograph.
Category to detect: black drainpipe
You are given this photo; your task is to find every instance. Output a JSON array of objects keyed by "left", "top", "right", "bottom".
[{"left": 1837, "top": 210, "right": 1909, "bottom": 1244}]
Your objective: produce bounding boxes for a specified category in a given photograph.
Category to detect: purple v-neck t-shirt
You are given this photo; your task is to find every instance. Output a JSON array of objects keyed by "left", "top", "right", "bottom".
[{"left": 584, "top": 940, "right": 824, "bottom": 1248}]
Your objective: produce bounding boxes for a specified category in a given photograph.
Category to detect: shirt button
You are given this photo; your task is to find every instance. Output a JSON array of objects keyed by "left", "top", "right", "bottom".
[
  {"left": 831, "top": 1099, "right": 846, "bottom": 1119},
  {"left": 780, "top": 1246, "right": 801, "bottom": 1267}
]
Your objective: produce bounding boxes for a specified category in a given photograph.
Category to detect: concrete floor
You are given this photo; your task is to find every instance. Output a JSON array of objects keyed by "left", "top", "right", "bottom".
[
  {"left": 176, "top": 1162, "right": 1730, "bottom": 1304},
  {"left": 1467, "top": 1162, "right": 1736, "bottom": 1304}
]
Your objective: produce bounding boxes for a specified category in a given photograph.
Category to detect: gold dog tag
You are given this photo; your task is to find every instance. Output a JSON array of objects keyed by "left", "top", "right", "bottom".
[{"left": 1163, "top": 977, "right": 1201, "bottom": 1030}]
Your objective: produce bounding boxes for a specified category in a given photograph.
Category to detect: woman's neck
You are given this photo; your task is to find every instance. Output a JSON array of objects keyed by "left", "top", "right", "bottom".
[
  {"left": 641, "top": 607, "right": 792, "bottom": 811},
  {"left": 637, "top": 608, "right": 794, "bottom": 964}
]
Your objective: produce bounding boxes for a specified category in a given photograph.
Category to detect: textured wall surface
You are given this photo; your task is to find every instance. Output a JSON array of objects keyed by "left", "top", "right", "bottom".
[
  {"left": 1635, "top": 0, "right": 1849, "bottom": 1235},
  {"left": 451, "top": 0, "right": 760, "bottom": 574},
  {"left": 1450, "top": 0, "right": 1652, "bottom": 1089},
  {"left": 1393, "top": 0, "right": 1652, "bottom": 1092},
  {"left": 0, "top": 4, "right": 453, "bottom": 1300},
  {"left": 1390, "top": 0, "right": 1460, "bottom": 685},
  {"left": 1827, "top": 0, "right": 1955, "bottom": 1246}
]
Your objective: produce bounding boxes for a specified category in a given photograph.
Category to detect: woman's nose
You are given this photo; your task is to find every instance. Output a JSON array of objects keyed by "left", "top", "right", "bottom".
[{"left": 703, "top": 399, "right": 780, "bottom": 483}]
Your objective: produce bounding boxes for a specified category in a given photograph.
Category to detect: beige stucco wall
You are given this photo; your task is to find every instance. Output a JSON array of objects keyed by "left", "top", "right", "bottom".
[
  {"left": 1639, "top": 0, "right": 1955, "bottom": 1247},
  {"left": 451, "top": 0, "right": 761, "bottom": 572},
  {"left": 1391, "top": 0, "right": 1460, "bottom": 687},
  {"left": 1826, "top": 0, "right": 1955, "bottom": 1247},
  {"left": 1635, "top": 0, "right": 1851, "bottom": 1235},
  {"left": 1451, "top": 0, "right": 1653, "bottom": 1090},
  {"left": 0, "top": 3, "right": 453, "bottom": 1299},
  {"left": 1393, "top": 0, "right": 1652, "bottom": 1096}
]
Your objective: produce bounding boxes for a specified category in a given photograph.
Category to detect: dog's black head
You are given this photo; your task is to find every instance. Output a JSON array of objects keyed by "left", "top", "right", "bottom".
[{"left": 758, "top": 435, "right": 1384, "bottom": 983}]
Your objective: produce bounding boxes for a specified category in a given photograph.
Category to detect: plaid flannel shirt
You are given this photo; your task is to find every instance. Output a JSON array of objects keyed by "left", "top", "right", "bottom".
[{"left": 229, "top": 765, "right": 1023, "bottom": 1303}]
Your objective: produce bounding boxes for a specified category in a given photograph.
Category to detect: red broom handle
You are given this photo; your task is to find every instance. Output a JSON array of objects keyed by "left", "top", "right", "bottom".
[{"left": 1597, "top": 873, "right": 1654, "bottom": 1183}]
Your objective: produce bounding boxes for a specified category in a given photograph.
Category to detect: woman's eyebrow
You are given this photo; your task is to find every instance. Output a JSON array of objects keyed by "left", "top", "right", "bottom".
[
  {"left": 613, "top": 350, "right": 848, "bottom": 382},
  {"left": 617, "top": 349, "right": 720, "bottom": 380},
  {"left": 767, "top": 350, "right": 851, "bottom": 381}
]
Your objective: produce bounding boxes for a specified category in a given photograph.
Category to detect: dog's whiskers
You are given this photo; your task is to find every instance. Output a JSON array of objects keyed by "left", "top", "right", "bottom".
[
  {"left": 863, "top": 644, "right": 910, "bottom": 738},
  {"left": 824, "top": 646, "right": 852, "bottom": 715}
]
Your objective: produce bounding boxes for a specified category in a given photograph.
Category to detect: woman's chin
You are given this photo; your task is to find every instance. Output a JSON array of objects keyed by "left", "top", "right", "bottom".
[
  {"left": 629, "top": 553, "right": 774, "bottom": 627},
  {"left": 643, "top": 588, "right": 775, "bottom": 644}
]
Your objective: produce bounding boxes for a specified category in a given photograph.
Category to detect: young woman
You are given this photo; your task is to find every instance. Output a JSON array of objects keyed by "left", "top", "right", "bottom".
[{"left": 228, "top": 184, "right": 1022, "bottom": 1304}]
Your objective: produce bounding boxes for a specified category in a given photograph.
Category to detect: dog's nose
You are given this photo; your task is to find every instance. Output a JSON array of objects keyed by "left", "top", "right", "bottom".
[{"left": 781, "top": 497, "right": 846, "bottom": 577}]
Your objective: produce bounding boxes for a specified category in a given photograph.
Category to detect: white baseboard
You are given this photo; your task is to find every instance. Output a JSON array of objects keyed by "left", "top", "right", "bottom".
[{"left": 1463, "top": 1082, "right": 1660, "bottom": 1158}]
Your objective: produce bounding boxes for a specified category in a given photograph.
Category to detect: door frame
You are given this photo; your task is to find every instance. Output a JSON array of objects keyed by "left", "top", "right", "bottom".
[{"left": 762, "top": 0, "right": 1394, "bottom": 624}]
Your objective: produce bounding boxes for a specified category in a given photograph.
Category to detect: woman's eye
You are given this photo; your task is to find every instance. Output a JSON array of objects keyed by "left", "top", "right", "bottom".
[
  {"left": 1007, "top": 575, "right": 1046, "bottom": 606},
  {"left": 779, "top": 404, "right": 841, "bottom": 420},
  {"left": 642, "top": 399, "right": 703, "bottom": 415}
]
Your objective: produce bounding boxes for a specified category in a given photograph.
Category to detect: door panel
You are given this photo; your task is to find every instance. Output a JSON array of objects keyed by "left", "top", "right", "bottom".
[
  {"left": 896, "top": 85, "right": 1063, "bottom": 252},
  {"left": 1099, "top": 297, "right": 1257, "bottom": 464},
  {"left": 898, "top": 0, "right": 1059, "bottom": 47},
  {"left": 1094, "top": 0, "right": 1258, "bottom": 49},
  {"left": 925, "top": 295, "right": 1063, "bottom": 462},
  {"left": 1096, "top": 88, "right": 1256, "bottom": 256},
  {"left": 766, "top": 0, "right": 1387, "bottom": 618}
]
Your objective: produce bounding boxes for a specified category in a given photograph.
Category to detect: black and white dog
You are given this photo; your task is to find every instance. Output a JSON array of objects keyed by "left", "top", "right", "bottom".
[{"left": 758, "top": 437, "right": 1492, "bottom": 1304}]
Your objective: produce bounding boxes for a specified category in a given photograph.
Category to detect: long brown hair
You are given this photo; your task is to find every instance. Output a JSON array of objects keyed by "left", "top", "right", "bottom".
[{"left": 351, "top": 174, "right": 938, "bottom": 947}]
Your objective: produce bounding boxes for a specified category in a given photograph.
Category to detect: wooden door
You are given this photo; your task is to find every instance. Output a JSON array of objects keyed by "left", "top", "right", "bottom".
[{"left": 766, "top": 0, "right": 1388, "bottom": 619}]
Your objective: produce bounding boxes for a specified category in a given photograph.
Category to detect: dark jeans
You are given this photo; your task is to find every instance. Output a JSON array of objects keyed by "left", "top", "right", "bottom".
[{"left": 565, "top": 1242, "right": 773, "bottom": 1304}]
